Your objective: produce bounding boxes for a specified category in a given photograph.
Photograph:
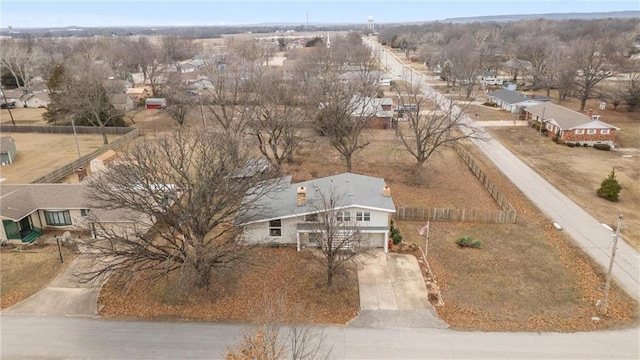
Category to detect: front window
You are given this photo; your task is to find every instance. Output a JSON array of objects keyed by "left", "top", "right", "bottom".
[
  {"left": 356, "top": 212, "right": 371, "bottom": 222},
  {"left": 336, "top": 211, "right": 351, "bottom": 222},
  {"left": 44, "top": 210, "right": 72, "bottom": 226},
  {"left": 575, "top": 129, "right": 584, "bottom": 135},
  {"left": 600, "top": 129, "right": 610, "bottom": 135},
  {"left": 305, "top": 213, "right": 318, "bottom": 222},
  {"left": 587, "top": 129, "right": 596, "bottom": 135},
  {"left": 269, "top": 219, "right": 282, "bottom": 237}
]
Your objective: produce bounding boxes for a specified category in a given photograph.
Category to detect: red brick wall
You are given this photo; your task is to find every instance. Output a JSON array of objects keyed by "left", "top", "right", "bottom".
[{"left": 562, "top": 129, "right": 616, "bottom": 143}]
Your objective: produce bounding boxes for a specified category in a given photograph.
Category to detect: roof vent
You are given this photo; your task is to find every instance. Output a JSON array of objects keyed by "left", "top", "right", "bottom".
[{"left": 382, "top": 186, "right": 391, "bottom": 197}]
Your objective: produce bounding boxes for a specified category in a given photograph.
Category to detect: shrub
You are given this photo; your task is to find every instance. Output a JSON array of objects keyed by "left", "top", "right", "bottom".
[
  {"left": 482, "top": 101, "right": 497, "bottom": 108},
  {"left": 389, "top": 220, "right": 403, "bottom": 245},
  {"left": 597, "top": 169, "right": 622, "bottom": 201},
  {"left": 594, "top": 143, "right": 611, "bottom": 151},
  {"left": 566, "top": 142, "right": 576, "bottom": 148},
  {"left": 456, "top": 235, "right": 483, "bottom": 249}
]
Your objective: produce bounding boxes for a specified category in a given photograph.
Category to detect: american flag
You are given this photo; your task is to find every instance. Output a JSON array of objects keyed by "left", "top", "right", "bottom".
[{"left": 419, "top": 221, "right": 430, "bottom": 235}]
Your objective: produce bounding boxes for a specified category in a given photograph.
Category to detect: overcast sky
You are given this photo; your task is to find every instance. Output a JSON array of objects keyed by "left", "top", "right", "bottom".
[{"left": 1, "top": 0, "right": 638, "bottom": 28}]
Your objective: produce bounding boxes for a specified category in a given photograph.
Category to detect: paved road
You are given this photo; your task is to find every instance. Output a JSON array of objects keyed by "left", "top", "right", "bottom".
[
  {"left": 1, "top": 316, "right": 639, "bottom": 359},
  {"left": 370, "top": 39, "right": 640, "bottom": 302}
]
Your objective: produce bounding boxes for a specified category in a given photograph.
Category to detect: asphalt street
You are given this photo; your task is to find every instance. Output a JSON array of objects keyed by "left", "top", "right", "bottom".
[
  {"left": 369, "top": 38, "right": 640, "bottom": 302},
  {"left": 1, "top": 316, "right": 639, "bottom": 359}
]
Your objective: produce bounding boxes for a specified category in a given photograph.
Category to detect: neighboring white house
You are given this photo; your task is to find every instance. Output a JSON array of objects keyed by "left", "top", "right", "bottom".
[
  {"left": 487, "top": 89, "right": 551, "bottom": 113},
  {"left": 0, "top": 184, "right": 147, "bottom": 244},
  {"left": 19, "top": 92, "right": 50, "bottom": 108},
  {"left": 238, "top": 172, "right": 396, "bottom": 253}
]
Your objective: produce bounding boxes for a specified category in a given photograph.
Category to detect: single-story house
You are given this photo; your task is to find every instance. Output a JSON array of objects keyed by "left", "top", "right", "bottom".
[
  {"left": 351, "top": 95, "right": 394, "bottom": 129},
  {"left": 487, "top": 89, "right": 551, "bottom": 113},
  {"left": 479, "top": 71, "right": 504, "bottom": 86},
  {"left": 238, "top": 172, "right": 396, "bottom": 253},
  {"left": 19, "top": 93, "right": 50, "bottom": 108},
  {"left": 0, "top": 184, "right": 91, "bottom": 243},
  {"left": 0, "top": 136, "right": 18, "bottom": 165},
  {"left": 126, "top": 87, "right": 149, "bottom": 101},
  {"left": 145, "top": 98, "right": 167, "bottom": 109},
  {"left": 112, "top": 93, "right": 134, "bottom": 111},
  {"left": 0, "top": 184, "right": 147, "bottom": 244},
  {"left": 525, "top": 103, "right": 620, "bottom": 146}
]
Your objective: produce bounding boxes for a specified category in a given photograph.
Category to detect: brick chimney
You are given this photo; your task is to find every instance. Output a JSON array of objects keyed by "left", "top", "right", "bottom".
[
  {"left": 382, "top": 185, "right": 391, "bottom": 197},
  {"left": 296, "top": 186, "right": 307, "bottom": 206}
]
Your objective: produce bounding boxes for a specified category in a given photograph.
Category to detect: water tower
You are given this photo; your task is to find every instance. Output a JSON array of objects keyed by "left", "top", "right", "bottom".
[{"left": 367, "top": 16, "right": 374, "bottom": 33}]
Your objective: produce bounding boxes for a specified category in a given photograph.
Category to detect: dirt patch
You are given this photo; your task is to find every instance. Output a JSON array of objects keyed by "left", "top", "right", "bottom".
[{"left": 0, "top": 243, "right": 77, "bottom": 309}]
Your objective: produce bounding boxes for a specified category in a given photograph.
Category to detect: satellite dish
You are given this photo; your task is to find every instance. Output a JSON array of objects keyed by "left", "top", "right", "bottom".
[{"left": 62, "top": 231, "right": 71, "bottom": 241}]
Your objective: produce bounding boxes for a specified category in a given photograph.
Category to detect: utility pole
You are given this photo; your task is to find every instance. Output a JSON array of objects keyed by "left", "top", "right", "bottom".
[
  {"left": 0, "top": 82, "right": 16, "bottom": 126},
  {"left": 601, "top": 214, "right": 623, "bottom": 316}
]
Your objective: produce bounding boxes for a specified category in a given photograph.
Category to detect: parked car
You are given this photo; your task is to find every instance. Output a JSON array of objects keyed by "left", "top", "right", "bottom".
[{"left": 0, "top": 101, "right": 16, "bottom": 109}]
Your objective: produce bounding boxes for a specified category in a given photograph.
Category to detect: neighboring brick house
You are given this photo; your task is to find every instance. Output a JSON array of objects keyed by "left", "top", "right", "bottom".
[
  {"left": 350, "top": 95, "right": 394, "bottom": 129},
  {"left": 525, "top": 103, "right": 620, "bottom": 147}
]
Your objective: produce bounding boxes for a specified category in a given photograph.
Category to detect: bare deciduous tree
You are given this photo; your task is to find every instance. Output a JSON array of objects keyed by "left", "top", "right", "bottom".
[
  {"left": 0, "top": 38, "right": 42, "bottom": 88},
  {"left": 162, "top": 73, "right": 196, "bottom": 126},
  {"left": 304, "top": 37, "right": 379, "bottom": 172},
  {"left": 397, "top": 82, "right": 485, "bottom": 184},
  {"left": 444, "top": 35, "right": 482, "bottom": 98},
  {"left": 250, "top": 71, "right": 306, "bottom": 170},
  {"left": 516, "top": 34, "right": 558, "bottom": 94},
  {"left": 226, "top": 293, "right": 332, "bottom": 360},
  {"left": 81, "top": 129, "right": 281, "bottom": 290},
  {"left": 571, "top": 38, "right": 619, "bottom": 111},
  {"left": 304, "top": 186, "right": 368, "bottom": 287}
]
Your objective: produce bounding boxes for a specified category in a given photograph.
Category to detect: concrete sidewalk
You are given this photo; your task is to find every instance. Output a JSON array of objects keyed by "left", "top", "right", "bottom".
[
  {"left": 2, "top": 254, "right": 104, "bottom": 317},
  {"left": 349, "top": 250, "right": 448, "bottom": 328}
]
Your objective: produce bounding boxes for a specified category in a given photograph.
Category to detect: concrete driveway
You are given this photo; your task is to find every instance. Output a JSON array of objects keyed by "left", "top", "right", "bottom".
[
  {"left": 349, "top": 250, "right": 448, "bottom": 328},
  {"left": 2, "top": 254, "right": 103, "bottom": 317}
]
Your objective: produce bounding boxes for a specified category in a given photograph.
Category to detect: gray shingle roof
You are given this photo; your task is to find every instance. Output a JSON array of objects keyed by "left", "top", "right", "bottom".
[
  {"left": 0, "top": 184, "right": 141, "bottom": 223},
  {"left": 0, "top": 184, "right": 89, "bottom": 221},
  {"left": 239, "top": 172, "right": 396, "bottom": 225},
  {"left": 0, "top": 136, "right": 15, "bottom": 153},
  {"left": 525, "top": 103, "right": 618, "bottom": 130},
  {"left": 487, "top": 89, "right": 532, "bottom": 105}
]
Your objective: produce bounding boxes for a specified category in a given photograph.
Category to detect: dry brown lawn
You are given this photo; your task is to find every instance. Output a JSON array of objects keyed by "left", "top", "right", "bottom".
[
  {"left": 0, "top": 243, "right": 77, "bottom": 309},
  {"left": 98, "top": 121, "right": 638, "bottom": 330},
  {"left": 0, "top": 108, "right": 47, "bottom": 125},
  {"left": 0, "top": 132, "right": 118, "bottom": 184},
  {"left": 490, "top": 125, "right": 640, "bottom": 249},
  {"left": 99, "top": 247, "right": 359, "bottom": 324}
]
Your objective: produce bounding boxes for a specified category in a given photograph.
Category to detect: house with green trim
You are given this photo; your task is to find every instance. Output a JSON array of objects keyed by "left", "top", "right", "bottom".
[{"left": 0, "top": 184, "right": 90, "bottom": 243}]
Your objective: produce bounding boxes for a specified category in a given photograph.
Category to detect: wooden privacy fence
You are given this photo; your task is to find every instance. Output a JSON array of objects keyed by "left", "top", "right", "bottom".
[
  {"left": 394, "top": 146, "right": 517, "bottom": 224},
  {"left": 31, "top": 128, "right": 140, "bottom": 184},
  {"left": 1, "top": 125, "right": 134, "bottom": 135},
  {"left": 395, "top": 206, "right": 516, "bottom": 223}
]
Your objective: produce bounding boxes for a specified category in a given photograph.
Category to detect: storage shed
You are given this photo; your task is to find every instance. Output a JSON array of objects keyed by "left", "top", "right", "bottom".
[
  {"left": 0, "top": 136, "right": 18, "bottom": 165},
  {"left": 145, "top": 98, "right": 166, "bottom": 109}
]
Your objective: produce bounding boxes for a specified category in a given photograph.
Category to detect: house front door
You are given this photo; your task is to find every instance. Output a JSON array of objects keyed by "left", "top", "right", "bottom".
[{"left": 19, "top": 217, "right": 33, "bottom": 237}]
